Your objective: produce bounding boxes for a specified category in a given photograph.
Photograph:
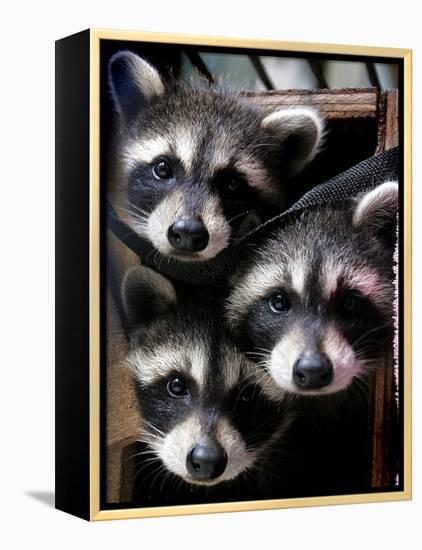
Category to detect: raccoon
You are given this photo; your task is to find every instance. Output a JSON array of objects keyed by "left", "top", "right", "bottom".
[
  {"left": 108, "top": 51, "right": 323, "bottom": 262},
  {"left": 121, "top": 265, "right": 293, "bottom": 504},
  {"left": 226, "top": 181, "right": 399, "bottom": 396}
]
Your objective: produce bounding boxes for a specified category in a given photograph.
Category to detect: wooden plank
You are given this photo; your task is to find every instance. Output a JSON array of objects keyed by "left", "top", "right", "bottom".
[
  {"left": 106, "top": 283, "right": 141, "bottom": 503},
  {"left": 244, "top": 88, "right": 379, "bottom": 119},
  {"left": 385, "top": 90, "right": 399, "bottom": 150},
  {"left": 370, "top": 355, "right": 387, "bottom": 486},
  {"left": 370, "top": 88, "right": 399, "bottom": 488},
  {"left": 376, "top": 90, "right": 399, "bottom": 154}
]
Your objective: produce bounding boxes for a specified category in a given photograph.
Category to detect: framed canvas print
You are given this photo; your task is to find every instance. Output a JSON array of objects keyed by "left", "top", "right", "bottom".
[{"left": 55, "top": 29, "right": 412, "bottom": 521}]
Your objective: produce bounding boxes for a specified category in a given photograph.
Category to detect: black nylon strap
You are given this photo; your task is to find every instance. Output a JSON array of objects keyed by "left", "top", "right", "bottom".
[
  {"left": 107, "top": 200, "right": 157, "bottom": 263},
  {"left": 107, "top": 147, "right": 399, "bottom": 286}
]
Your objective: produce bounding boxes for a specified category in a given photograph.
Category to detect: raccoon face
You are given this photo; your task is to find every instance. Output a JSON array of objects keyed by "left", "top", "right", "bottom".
[
  {"left": 226, "top": 182, "right": 399, "bottom": 396},
  {"left": 122, "top": 266, "right": 289, "bottom": 486},
  {"left": 109, "top": 51, "right": 323, "bottom": 261}
]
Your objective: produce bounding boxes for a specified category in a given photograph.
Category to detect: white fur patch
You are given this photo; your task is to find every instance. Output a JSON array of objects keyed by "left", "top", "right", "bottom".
[
  {"left": 144, "top": 191, "right": 185, "bottom": 256},
  {"left": 235, "top": 155, "right": 281, "bottom": 201},
  {"left": 321, "top": 258, "right": 341, "bottom": 299},
  {"left": 261, "top": 107, "right": 324, "bottom": 167},
  {"left": 190, "top": 346, "right": 208, "bottom": 390},
  {"left": 175, "top": 128, "right": 196, "bottom": 171},
  {"left": 156, "top": 416, "right": 201, "bottom": 481},
  {"left": 124, "top": 136, "right": 170, "bottom": 167},
  {"left": 124, "top": 128, "right": 196, "bottom": 170},
  {"left": 128, "top": 341, "right": 209, "bottom": 389},
  {"left": 227, "top": 247, "right": 313, "bottom": 326},
  {"left": 267, "top": 323, "right": 364, "bottom": 395},
  {"left": 222, "top": 348, "right": 244, "bottom": 391},
  {"left": 109, "top": 52, "right": 164, "bottom": 115},
  {"left": 155, "top": 414, "right": 255, "bottom": 486},
  {"left": 320, "top": 324, "right": 364, "bottom": 392},
  {"left": 127, "top": 346, "right": 184, "bottom": 386},
  {"left": 200, "top": 194, "right": 231, "bottom": 260},
  {"left": 268, "top": 326, "right": 305, "bottom": 393},
  {"left": 226, "top": 262, "right": 287, "bottom": 328},
  {"left": 129, "top": 55, "right": 164, "bottom": 101},
  {"left": 206, "top": 128, "right": 234, "bottom": 172},
  {"left": 129, "top": 189, "right": 230, "bottom": 261},
  {"left": 348, "top": 269, "right": 385, "bottom": 302},
  {"left": 321, "top": 259, "right": 392, "bottom": 312},
  {"left": 129, "top": 340, "right": 250, "bottom": 394},
  {"left": 353, "top": 181, "right": 399, "bottom": 227},
  {"left": 215, "top": 417, "right": 256, "bottom": 481},
  {"left": 290, "top": 257, "right": 307, "bottom": 296}
]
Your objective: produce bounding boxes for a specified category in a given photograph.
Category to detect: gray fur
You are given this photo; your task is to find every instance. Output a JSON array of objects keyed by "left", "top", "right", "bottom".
[
  {"left": 108, "top": 51, "right": 324, "bottom": 261},
  {"left": 226, "top": 182, "right": 399, "bottom": 395},
  {"left": 122, "top": 265, "right": 291, "bottom": 487}
]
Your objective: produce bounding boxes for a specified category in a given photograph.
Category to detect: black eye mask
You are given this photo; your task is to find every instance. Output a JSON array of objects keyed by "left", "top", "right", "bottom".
[{"left": 107, "top": 147, "right": 399, "bottom": 287}]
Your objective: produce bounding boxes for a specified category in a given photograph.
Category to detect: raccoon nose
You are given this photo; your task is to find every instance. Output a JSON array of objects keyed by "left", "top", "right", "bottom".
[
  {"left": 167, "top": 216, "right": 209, "bottom": 253},
  {"left": 186, "top": 441, "right": 228, "bottom": 480},
  {"left": 293, "top": 353, "right": 333, "bottom": 390}
]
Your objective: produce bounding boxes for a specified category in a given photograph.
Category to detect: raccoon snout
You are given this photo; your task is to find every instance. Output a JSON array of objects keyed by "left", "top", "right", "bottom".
[
  {"left": 186, "top": 439, "right": 228, "bottom": 480},
  {"left": 293, "top": 352, "right": 333, "bottom": 390},
  {"left": 167, "top": 216, "right": 209, "bottom": 253}
]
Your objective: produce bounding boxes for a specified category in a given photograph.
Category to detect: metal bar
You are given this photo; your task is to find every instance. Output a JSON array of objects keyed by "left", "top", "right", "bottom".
[
  {"left": 365, "top": 62, "right": 382, "bottom": 89},
  {"left": 308, "top": 59, "right": 329, "bottom": 89},
  {"left": 185, "top": 51, "right": 214, "bottom": 83},
  {"left": 249, "top": 55, "right": 275, "bottom": 90}
]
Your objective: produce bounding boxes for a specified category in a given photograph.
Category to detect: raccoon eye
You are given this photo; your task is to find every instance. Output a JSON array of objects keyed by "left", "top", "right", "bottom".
[
  {"left": 167, "top": 376, "right": 188, "bottom": 397},
  {"left": 226, "top": 176, "right": 242, "bottom": 193},
  {"left": 152, "top": 159, "right": 173, "bottom": 180},
  {"left": 215, "top": 170, "right": 245, "bottom": 197},
  {"left": 233, "top": 385, "right": 255, "bottom": 412},
  {"left": 340, "top": 292, "right": 362, "bottom": 316},
  {"left": 239, "top": 386, "right": 253, "bottom": 403},
  {"left": 269, "top": 291, "right": 291, "bottom": 313}
]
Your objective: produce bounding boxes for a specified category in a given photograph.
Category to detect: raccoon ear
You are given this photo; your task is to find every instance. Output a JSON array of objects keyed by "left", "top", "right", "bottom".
[
  {"left": 353, "top": 181, "right": 399, "bottom": 247},
  {"left": 108, "top": 51, "right": 164, "bottom": 121},
  {"left": 122, "top": 266, "right": 177, "bottom": 327},
  {"left": 261, "top": 108, "right": 324, "bottom": 176}
]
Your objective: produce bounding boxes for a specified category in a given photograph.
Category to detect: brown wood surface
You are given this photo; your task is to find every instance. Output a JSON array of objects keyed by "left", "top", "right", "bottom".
[
  {"left": 246, "top": 88, "right": 379, "bottom": 119},
  {"left": 370, "top": 89, "right": 399, "bottom": 488},
  {"left": 385, "top": 90, "right": 399, "bottom": 150},
  {"left": 376, "top": 90, "right": 399, "bottom": 154},
  {"left": 106, "top": 261, "right": 142, "bottom": 503}
]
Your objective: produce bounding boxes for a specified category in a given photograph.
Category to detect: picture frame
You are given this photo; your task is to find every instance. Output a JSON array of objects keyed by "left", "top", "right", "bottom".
[{"left": 55, "top": 28, "right": 412, "bottom": 521}]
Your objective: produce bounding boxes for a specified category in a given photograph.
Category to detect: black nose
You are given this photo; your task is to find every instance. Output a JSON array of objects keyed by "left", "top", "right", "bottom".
[
  {"left": 186, "top": 441, "right": 228, "bottom": 480},
  {"left": 293, "top": 353, "right": 333, "bottom": 390},
  {"left": 167, "top": 216, "right": 209, "bottom": 253}
]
